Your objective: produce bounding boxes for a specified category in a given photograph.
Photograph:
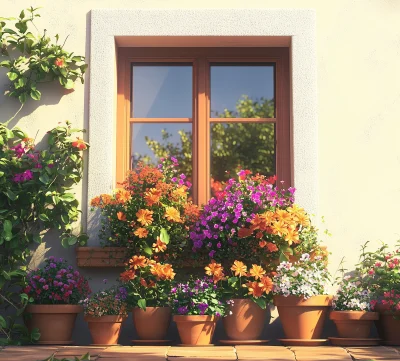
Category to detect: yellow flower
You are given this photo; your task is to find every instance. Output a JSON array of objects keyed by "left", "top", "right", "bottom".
[
  {"left": 275, "top": 209, "right": 292, "bottom": 223},
  {"left": 260, "top": 211, "right": 276, "bottom": 225},
  {"left": 231, "top": 260, "right": 247, "bottom": 277},
  {"left": 296, "top": 213, "right": 310, "bottom": 227},
  {"left": 164, "top": 206, "right": 181, "bottom": 222},
  {"left": 271, "top": 220, "right": 288, "bottom": 236},
  {"left": 136, "top": 209, "right": 154, "bottom": 226},
  {"left": 284, "top": 226, "right": 300, "bottom": 245},
  {"left": 249, "top": 264, "right": 266, "bottom": 280}
]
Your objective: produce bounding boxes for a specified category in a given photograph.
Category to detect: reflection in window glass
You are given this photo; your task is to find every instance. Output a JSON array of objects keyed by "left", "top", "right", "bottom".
[
  {"left": 131, "top": 123, "right": 193, "bottom": 182},
  {"left": 210, "top": 122, "right": 276, "bottom": 196},
  {"left": 210, "top": 64, "right": 275, "bottom": 118},
  {"left": 132, "top": 64, "right": 192, "bottom": 118}
]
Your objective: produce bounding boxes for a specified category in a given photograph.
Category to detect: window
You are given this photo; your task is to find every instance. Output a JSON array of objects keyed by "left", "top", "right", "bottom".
[{"left": 117, "top": 48, "right": 291, "bottom": 205}]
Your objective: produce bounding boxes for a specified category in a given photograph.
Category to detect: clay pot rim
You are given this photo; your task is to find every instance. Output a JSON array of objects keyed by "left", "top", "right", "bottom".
[
  {"left": 330, "top": 310, "right": 379, "bottom": 321},
  {"left": 273, "top": 295, "right": 333, "bottom": 307},
  {"left": 25, "top": 304, "right": 83, "bottom": 313},
  {"left": 173, "top": 315, "right": 218, "bottom": 322},
  {"left": 84, "top": 315, "right": 127, "bottom": 323}
]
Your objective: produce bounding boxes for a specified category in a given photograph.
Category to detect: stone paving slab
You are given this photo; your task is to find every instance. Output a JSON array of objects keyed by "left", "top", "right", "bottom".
[
  {"left": 345, "top": 346, "right": 400, "bottom": 360},
  {"left": 289, "top": 346, "right": 352, "bottom": 361},
  {"left": 167, "top": 346, "right": 236, "bottom": 359},
  {"left": 235, "top": 345, "right": 295, "bottom": 360}
]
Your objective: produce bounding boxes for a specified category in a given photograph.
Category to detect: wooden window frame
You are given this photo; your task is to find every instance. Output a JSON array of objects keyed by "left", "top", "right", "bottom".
[{"left": 117, "top": 47, "right": 291, "bottom": 206}]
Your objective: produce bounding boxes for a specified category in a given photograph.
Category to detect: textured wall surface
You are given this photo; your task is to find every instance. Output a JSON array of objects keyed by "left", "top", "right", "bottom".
[{"left": 2, "top": 0, "right": 400, "bottom": 344}]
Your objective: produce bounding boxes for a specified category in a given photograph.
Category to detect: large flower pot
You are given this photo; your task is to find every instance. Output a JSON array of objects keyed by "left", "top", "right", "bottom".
[
  {"left": 273, "top": 295, "right": 332, "bottom": 339},
  {"left": 85, "top": 315, "right": 126, "bottom": 345},
  {"left": 375, "top": 304, "right": 400, "bottom": 345},
  {"left": 24, "top": 305, "right": 83, "bottom": 344},
  {"left": 330, "top": 311, "right": 378, "bottom": 338},
  {"left": 173, "top": 315, "right": 218, "bottom": 345},
  {"left": 223, "top": 299, "right": 268, "bottom": 340},
  {"left": 132, "top": 307, "right": 171, "bottom": 340}
]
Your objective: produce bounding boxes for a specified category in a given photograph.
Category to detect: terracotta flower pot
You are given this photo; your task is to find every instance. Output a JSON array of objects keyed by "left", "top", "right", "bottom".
[
  {"left": 273, "top": 295, "right": 332, "bottom": 339},
  {"left": 330, "top": 311, "right": 378, "bottom": 338},
  {"left": 132, "top": 307, "right": 171, "bottom": 340},
  {"left": 375, "top": 304, "right": 400, "bottom": 345},
  {"left": 223, "top": 299, "right": 269, "bottom": 340},
  {"left": 85, "top": 315, "right": 126, "bottom": 345},
  {"left": 173, "top": 315, "right": 218, "bottom": 345},
  {"left": 24, "top": 304, "right": 83, "bottom": 344}
]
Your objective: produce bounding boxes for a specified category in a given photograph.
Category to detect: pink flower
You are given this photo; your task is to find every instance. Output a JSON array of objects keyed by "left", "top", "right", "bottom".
[
  {"left": 370, "top": 299, "right": 378, "bottom": 310},
  {"left": 375, "top": 262, "right": 382, "bottom": 267},
  {"left": 368, "top": 269, "right": 375, "bottom": 275},
  {"left": 43, "top": 285, "right": 49, "bottom": 290}
]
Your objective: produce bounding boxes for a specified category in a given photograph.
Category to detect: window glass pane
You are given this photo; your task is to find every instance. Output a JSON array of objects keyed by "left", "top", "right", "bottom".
[
  {"left": 132, "top": 64, "right": 192, "bottom": 118},
  {"left": 210, "top": 64, "right": 275, "bottom": 118},
  {"left": 210, "top": 122, "right": 276, "bottom": 196},
  {"left": 131, "top": 123, "right": 193, "bottom": 182}
]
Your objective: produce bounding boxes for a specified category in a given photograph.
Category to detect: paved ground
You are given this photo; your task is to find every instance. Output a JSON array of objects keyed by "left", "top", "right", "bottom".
[{"left": 1, "top": 345, "right": 400, "bottom": 361}]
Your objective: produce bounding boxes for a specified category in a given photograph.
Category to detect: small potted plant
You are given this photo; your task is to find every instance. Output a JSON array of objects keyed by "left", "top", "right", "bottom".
[
  {"left": 81, "top": 285, "right": 128, "bottom": 345},
  {"left": 205, "top": 260, "right": 273, "bottom": 342},
  {"left": 357, "top": 241, "right": 400, "bottom": 345},
  {"left": 120, "top": 255, "right": 175, "bottom": 341},
  {"left": 23, "top": 257, "right": 90, "bottom": 344},
  {"left": 169, "top": 277, "right": 227, "bottom": 345},
  {"left": 329, "top": 273, "right": 378, "bottom": 345},
  {"left": 272, "top": 253, "right": 332, "bottom": 346}
]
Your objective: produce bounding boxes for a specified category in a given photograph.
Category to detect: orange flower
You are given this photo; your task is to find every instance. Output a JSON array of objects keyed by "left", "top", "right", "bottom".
[
  {"left": 117, "top": 212, "right": 127, "bottom": 221},
  {"left": 54, "top": 57, "right": 65, "bottom": 67},
  {"left": 259, "top": 240, "right": 267, "bottom": 248},
  {"left": 238, "top": 227, "right": 253, "bottom": 238},
  {"left": 285, "top": 227, "right": 300, "bottom": 245},
  {"left": 271, "top": 221, "right": 288, "bottom": 236},
  {"left": 151, "top": 263, "right": 175, "bottom": 280},
  {"left": 296, "top": 212, "right": 310, "bottom": 227},
  {"left": 71, "top": 138, "right": 87, "bottom": 150},
  {"left": 152, "top": 237, "right": 167, "bottom": 253},
  {"left": 246, "top": 281, "right": 264, "bottom": 298},
  {"left": 134, "top": 227, "right": 148, "bottom": 238},
  {"left": 260, "top": 276, "right": 273, "bottom": 294},
  {"left": 275, "top": 209, "right": 291, "bottom": 223},
  {"left": 144, "top": 188, "right": 162, "bottom": 206},
  {"left": 120, "top": 269, "right": 135, "bottom": 282},
  {"left": 90, "top": 196, "right": 101, "bottom": 207},
  {"left": 266, "top": 242, "right": 279, "bottom": 252},
  {"left": 164, "top": 206, "right": 181, "bottom": 222},
  {"left": 171, "top": 186, "right": 188, "bottom": 199},
  {"left": 213, "top": 269, "right": 225, "bottom": 283},
  {"left": 115, "top": 189, "right": 131, "bottom": 203},
  {"left": 231, "top": 260, "right": 247, "bottom": 277},
  {"left": 205, "top": 260, "right": 224, "bottom": 277},
  {"left": 140, "top": 278, "right": 148, "bottom": 287},
  {"left": 129, "top": 255, "right": 147, "bottom": 269},
  {"left": 136, "top": 209, "right": 154, "bottom": 226},
  {"left": 184, "top": 203, "right": 200, "bottom": 222},
  {"left": 249, "top": 264, "right": 266, "bottom": 280}
]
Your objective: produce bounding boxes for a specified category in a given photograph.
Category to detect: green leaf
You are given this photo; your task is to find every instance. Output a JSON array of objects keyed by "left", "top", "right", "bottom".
[
  {"left": 30, "top": 89, "right": 41, "bottom": 100},
  {"left": 252, "top": 297, "right": 267, "bottom": 309},
  {"left": 61, "top": 193, "right": 76, "bottom": 202},
  {"left": 19, "top": 10, "right": 25, "bottom": 19},
  {"left": 61, "top": 238, "right": 69, "bottom": 248},
  {"left": 160, "top": 228, "right": 170, "bottom": 245},
  {"left": 0, "top": 315, "right": 6, "bottom": 328},
  {"left": 2, "top": 270, "right": 10, "bottom": 280},
  {"left": 5, "top": 189, "right": 17, "bottom": 200},
  {"left": 137, "top": 299, "right": 146, "bottom": 311},
  {"left": 0, "top": 60, "right": 11, "bottom": 68},
  {"left": 3, "top": 219, "right": 12, "bottom": 233},
  {"left": 67, "top": 236, "right": 77, "bottom": 246},
  {"left": 39, "top": 214, "right": 50, "bottom": 222},
  {"left": 39, "top": 173, "right": 50, "bottom": 184},
  {"left": 18, "top": 93, "right": 27, "bottom": 104},
  {"left": 143, "top": 246, "right": 153, "bottom": 256},
  {"left": 33, "top": 234, "right": 42, "bottom": 244},
  {"left": 279, "top": 252, "right": 290, "bottom": 263},
  {"left": 7, "top": 71, "right": 18, "bottom": 81},
  {"left": 64, "top": 79, "right": 75, "bottom": 89},
  {"left": 30, "top": 328, "right": 41, "bottom": 341}
]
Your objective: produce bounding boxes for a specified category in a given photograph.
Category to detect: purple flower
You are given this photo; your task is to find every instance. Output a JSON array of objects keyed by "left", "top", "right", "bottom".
[
  {"left": 171, "top": 177, "right": 177, "bottom": 183},
  {"left": 177, "top": 306, "right": 189, "bottom": 315},
  {"left": 209, "top": 250, "right": 216, "bottom": 258},
  {"left": 43, "top": 285, "right": 49, "bottom": 290},
  {"left": 39, "top": 278, "right": 46, "bottom": 283},
  {"left": 215, "top": 312, "right": 221, "bottom": 317},
  {"left": 49, "top": 263, "right": 56, "bottom": 269},
  {"left": 171, "top": 157, "right": 178, "bottom": 163},
  {"left": 103, "top": 279, "right": 108, "bottom": 284},
  {"left": 217, "top": 242, "right": 221, "bottom": 249},
  {"left": 197, "top": 302, "right": 208, "bottom": 315},
  {"left": 179, "top": 174, "right": 186, "bottom": 179},
  {"left": 171, "top": 287, "right": 177, "bottom": 294}
]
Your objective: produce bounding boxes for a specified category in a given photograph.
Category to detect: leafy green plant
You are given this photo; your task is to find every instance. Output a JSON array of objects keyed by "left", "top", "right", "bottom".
[
  {"left": 0, "top": 7, "right": 87, "bottom": 105},
  {"left": 0, "top": 121, "right": 88, "bottom": 344},
  {"left": 42, "top": 353, "right": 90, "bottom": 361}
]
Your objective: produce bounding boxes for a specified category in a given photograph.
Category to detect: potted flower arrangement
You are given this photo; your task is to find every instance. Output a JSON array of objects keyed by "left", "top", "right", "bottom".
[
  {"left": 89, "top": 157, "right": 199, "bottom": 265},
  {"left": 272, "top": 253, "right": 332, "bottom": 346},
  {"left": 120, "top": 255, "right": 175, "bottom": 341},
  {"left": 23, "top": 257, "right": 91, "bottom": 344},
  {"left": 204, "top": 260, "right": 273, "bottom": 342},
  {"left": 81, "top": 285, "right": 128, "bottom": 345},
  {"left": 356, "top": 241, "right": 400, "bottom": 345},
  {"left": 169, "top": 277, "right": 227, "bottom": 345},
  {"left": 329, "top": 273, "right": 378, "bottom": 345},
  {"left": 190, "top": 171, "right": 326, "bottom": 267}
]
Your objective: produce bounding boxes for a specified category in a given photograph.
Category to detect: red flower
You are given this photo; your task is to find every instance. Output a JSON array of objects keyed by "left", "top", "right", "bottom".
[
  {"left": 54, "top": 58, "right": 65, "bottom": 67},
  {"left": 72, "top": 138, "right": 87, "bottom": 150}
]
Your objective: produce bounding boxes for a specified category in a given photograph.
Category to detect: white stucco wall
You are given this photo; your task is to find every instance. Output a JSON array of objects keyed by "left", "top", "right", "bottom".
[{"left": 2, "top": 0, "right": 400, "bottom": 343}]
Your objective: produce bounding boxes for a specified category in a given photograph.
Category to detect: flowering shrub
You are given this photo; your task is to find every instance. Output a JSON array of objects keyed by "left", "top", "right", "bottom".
[
  {"left": 204, "top": 260, "right": 273, "bottom": 309},
  {"left": 190, "top": 171, "right": 323, "bottom": 265},
  {"left": 168, "top": 277, "right": 227, "bottom": 316},
  {"left": 120, "top": 255, "right": 175, "bottom": 310},
  {"left": 333, "top": 274, "right": 374, "bottom": 311},
  {"left": 91, "top": 157, "right": 199, "bottom": 262},
  {"left": 81, "top": 285, "right": 128, "bottom": 317},
  {"left": 23, "top": 257, "right": 90, "bottom": 304},
  {"left": 356, "top": 241, "right": 400, "bottom": 312},
  {"left": 272, "top": 253, "right": 331, "bottom": 298}
]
